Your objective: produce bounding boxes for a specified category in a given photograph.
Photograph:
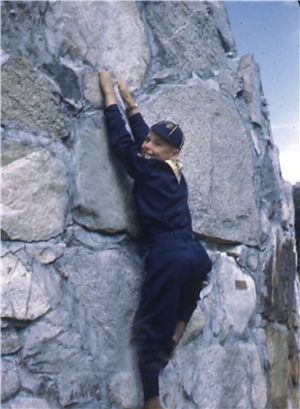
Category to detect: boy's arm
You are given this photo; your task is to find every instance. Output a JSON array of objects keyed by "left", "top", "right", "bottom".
[
  {"left": 99, "top": 71, "right": 145, "bottom": 180},
  {"left": 118, "top": 81, "right": 150, "bottom": 148}
]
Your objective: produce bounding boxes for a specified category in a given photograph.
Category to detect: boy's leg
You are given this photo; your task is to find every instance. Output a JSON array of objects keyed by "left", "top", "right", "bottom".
[
  {"left": 176, "top": 238, "right": 212, "bottom": 327},
  {"left": 132, "top": 246, "right": 191, "bottom": 405}
]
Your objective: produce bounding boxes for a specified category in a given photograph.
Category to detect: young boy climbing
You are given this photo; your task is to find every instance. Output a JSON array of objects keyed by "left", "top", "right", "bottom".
[{"left": 99, "top": 70, "right": 212, "bottom": 409}]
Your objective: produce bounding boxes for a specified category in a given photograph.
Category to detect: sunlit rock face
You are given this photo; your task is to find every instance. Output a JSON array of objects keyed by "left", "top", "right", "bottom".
[{"left": 1, "top": 1, "right": 299, "bottom": 409}]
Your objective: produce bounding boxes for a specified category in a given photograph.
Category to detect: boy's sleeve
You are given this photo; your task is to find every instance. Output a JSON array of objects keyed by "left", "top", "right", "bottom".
[
  {"left": 128, "top": 112, "right": 150, "bottom": 148},
  {"left": 103, "top": 104, "right": 146, "bottom": 180}
]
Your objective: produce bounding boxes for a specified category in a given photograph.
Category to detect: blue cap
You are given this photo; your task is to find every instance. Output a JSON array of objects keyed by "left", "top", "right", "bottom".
[{"left": 151, "top": 121, "right": 185, "bottom": 150}]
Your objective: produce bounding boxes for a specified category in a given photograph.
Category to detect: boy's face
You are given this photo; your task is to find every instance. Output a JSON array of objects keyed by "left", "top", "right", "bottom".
[{"left": 141, "top": 131, "right": 179, "bottom": 161}]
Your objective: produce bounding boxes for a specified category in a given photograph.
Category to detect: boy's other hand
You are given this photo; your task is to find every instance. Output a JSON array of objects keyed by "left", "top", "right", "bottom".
[
  {"left": 118, "top": 80, "right": 132, "bottom": 102},
  {"left": 99, "top": 70, "right": 114, "bottom": 95},
  {"left": 98, "top": 70, "right": 117, "bottom": 107}
]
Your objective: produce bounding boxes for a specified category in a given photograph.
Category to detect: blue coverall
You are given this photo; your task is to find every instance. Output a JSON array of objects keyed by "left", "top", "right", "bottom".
[{"left": 104, "top": 104, "right": 212, "bottom": 401}]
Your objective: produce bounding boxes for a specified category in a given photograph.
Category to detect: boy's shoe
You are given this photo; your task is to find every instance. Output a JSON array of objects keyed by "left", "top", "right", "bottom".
[{"left": 143, "top": 396, "right": 164, "bottom": 409}]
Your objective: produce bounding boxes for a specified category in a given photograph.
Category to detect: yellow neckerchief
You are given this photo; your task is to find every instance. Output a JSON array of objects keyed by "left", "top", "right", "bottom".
[{"left": 164, "top": 159, "right": 183, "bottom": 183}]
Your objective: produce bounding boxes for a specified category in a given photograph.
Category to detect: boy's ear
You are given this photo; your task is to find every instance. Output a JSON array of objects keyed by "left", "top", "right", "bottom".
[{"left": 170, "top": 149, "right": 180, "bottom": 160}]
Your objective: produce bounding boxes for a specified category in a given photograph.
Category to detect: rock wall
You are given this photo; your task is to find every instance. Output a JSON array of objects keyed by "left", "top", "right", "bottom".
[{"left": 1, "top": 2, "right": 299, "bottom": 409}]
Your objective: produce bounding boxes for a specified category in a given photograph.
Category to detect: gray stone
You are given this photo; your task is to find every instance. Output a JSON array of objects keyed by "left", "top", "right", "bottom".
[
  {"left": 1, "top": 48, "right": 10, "bottom": 66},
  {"left": 25, "top": 242, "right": 65, "bottom": 265},
  {"left": 209, "top": 1, "right": 237, "bottom": 55},
  {"left": 21, "top": 244, "right": 143, "bottom": 407},
  {"left": 205, "top": 254, "right": 256, "bottom": 334},
  {"left": 239, "top": 54, "right": 264, "bottom": 127},
  {"left": 1, "top": 394, "right": 51, "bottom": 409},
  {"left": 41, "top": 61, "right": 82, "bottom": 105},
  {"left": 45, "top": 1, "right": 150, "bottom": 91},
  {"left": 263, "top": 228, "right": 296, "bottom": 322},
  {"left": 1, "top": 1, "right": 299, "bottom": 408},
  {"left": 73, "top": 115, "right": 139, "bottom": 236},
  {"left": 1, "top": 2, "right": 51, "bottom": 67},
  {"left": 180, "top": 306, "right": 205, "bottom": 346},
  {"left": 144, "top": 1, "right": 228, "bottom": 74},
  {"left": 1, "top": 326, "right": 21, "bottom": 355},
  {"left": 214, "top": 67, "right": 244, "bottom": 97},
  {"left": 1, "top": 357, "right": 21, "bottom": 403},
  {"left": 140, "top": 83, "right": 260, "bottom": 246},
  {"left": 1, "top": 253, "right": 50, "bottom": 321},
  {"left": 2, "top": 150, "right": 68, "bottom": 242},
  {"left": 1, "top": 57, "right": 69, "bottom": 137},
  {"left": 265, "top": 323, "right": 289, "bottom": 409},
  {"left": 176, "top": 342, "right": 266, "bottom": 409},
  {"left": 281, "top": 181, "right": 295, "bottom": 231}
]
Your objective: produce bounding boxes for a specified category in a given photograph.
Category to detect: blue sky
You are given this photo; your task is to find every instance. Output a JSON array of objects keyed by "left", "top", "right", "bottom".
[{"left": 224, "top": 0, "right": 299, "bottom": 184}]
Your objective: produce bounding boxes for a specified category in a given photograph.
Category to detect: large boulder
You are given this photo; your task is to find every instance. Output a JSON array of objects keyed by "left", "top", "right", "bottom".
[
  {"left": 20, "top": 242, "right": 143, "bottom": 408},
  {"left": 140, "top": 82, "right": 261, "bottom": 246},
  {"left": 265, "top": 323, "right": 289, "bottom": 409},
  {"left": 1, "top": 57, "right": 69, "bottom": 138},
  {"left": 73, "top": 114, "right": 139, "bottom": 236},
  {"left": 263, "top": 228, "right": 296, "bottom": 322},
  {"left": 1, "top": 358, "right": 21, "bottom": 403},
  {"left": 161, "top": 342, "right": 267, "bottom": 409},
  {"left": 1, "top": 253, "right": 50, "bottom": 321},
  {"left": 1, "top": 149, "right": 68, "bottom": 242},
  {"left": 44, "top": 1, "right": 150, "bottom": 91},
  {"left": 1, "top": 1, "right": 51, "bottom": 67},
  {"left": 144, "top": 1, "right": 229, "bottom": 75}
]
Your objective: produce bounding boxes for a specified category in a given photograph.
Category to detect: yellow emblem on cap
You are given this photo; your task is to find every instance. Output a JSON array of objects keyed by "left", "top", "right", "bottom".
[{"left": 166, "top": 123, "right": 174, "bottom": 129}]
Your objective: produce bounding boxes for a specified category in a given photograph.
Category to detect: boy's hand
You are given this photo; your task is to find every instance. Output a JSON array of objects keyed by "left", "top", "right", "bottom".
[
  {"left": 118, "top": 80, "right": 133, "bottom": 104},
  {"left": 98, "top": 70, "right": 117, "bottom": 107},
  {"left": 99, "top": 70, "right": 114, "bottom": 95},
  {"left": 118, "top": 81, "right": 138, "bottom": 116}
]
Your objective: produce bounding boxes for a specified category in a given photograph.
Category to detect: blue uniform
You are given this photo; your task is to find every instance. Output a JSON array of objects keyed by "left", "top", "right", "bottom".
[{"left": 104, "top": 104, "right": 212, "bottom": 401}]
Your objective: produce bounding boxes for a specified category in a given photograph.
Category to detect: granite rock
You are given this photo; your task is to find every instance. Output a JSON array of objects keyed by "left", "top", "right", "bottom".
[
  {"left": 1, "top": 57, "right": 69, "bottom": 137},
  {"left": 176, "top": 342, "right": 267, "bottom": 409},
  {"left": 2, "top": 150, "right": 68, "bottom": 242},
  {"left": 263, "top": 228, "right": 296, "bottom": 322},
  {"left": 45, "top": 1, "right": 150, "bottom": 91},
  {"left": 239, "top": 54, "right": 264, "bottom": 127},
  {"left": 1, "top": 357, "right": 21, "bottom": 403},
  {"left": 1, "top": 1, "right": 51, "bottom": 67},
  {"left": 1, "top": 2, "right": 299, "bottom": 408},
  {"left": 265, "top": 323, "right": 289, "bottom": 409},
  {"left": 144, "top": 1, "right": 228, "bottom": 75},
  {"left": 1, "top": 253, "right": 50, "bottom": 321},
  {"left": 73, "top": 114, "right": 139, "bottom": 236},
  {"left": 21, "top": 244, "right": 143, "bottom": 407},
  {"left": 215, "top": 253, "right": 256, "bottom": 334},
  {"left": 1, "top": 326, "right": 21, "bottom": 355},
  {"left": 1, "top": 394, "right": 51, "bottom": 409},
  {"left": 140, "top": 83, "right": 260, "bottom": 246},
  {"left": 209, "top": 1, "right": 236, "bottom": 55}
]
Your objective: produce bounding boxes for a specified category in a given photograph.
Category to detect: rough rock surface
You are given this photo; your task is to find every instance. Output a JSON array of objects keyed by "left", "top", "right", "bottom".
[
  {"left": 1, "top": 1, "right": 299, "bottom": 409},
  {"left": 73, "top": 114, "right": 139, "bottom": 236},
  {"left": 144, "top": 1, "right": 229, "bottom": 75},
  {"left": 140, "top": 83, "right": 261, "bottom": 245},
  {"left": 1, "top": 57, "right": 69, "bottom": 138},
  {"left": 1, "top": 326, "right": 21, "bottom": 356},
  {"left": 2, "top": 253, "right": 50, "bottom": 321},
  {"left": 44, "top": 1, "right": 150, "bottom": 91},
  {"left": 1, "top": 358, "right": 21, "bottom": 403},
  {"left": 1, "top": 149, "right": 69, "bottom": 242}
]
